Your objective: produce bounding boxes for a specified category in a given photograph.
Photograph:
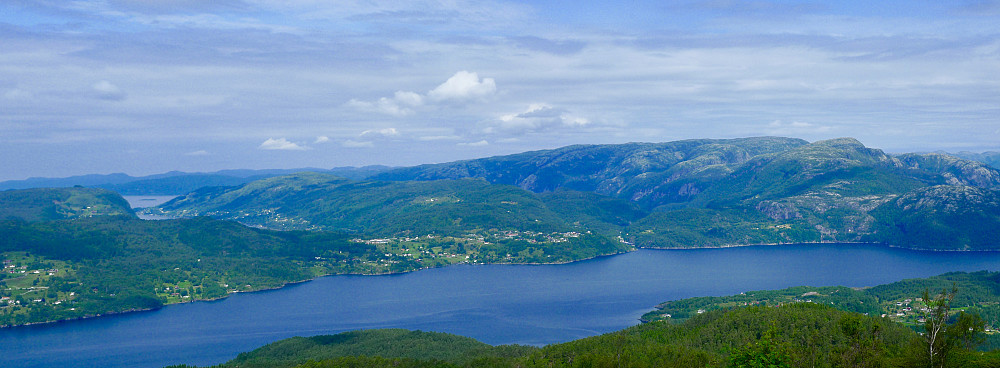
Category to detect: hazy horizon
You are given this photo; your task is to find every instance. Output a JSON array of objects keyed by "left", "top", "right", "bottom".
[{"left": 2, "top": 1, "right": 998, "bottom": 181}]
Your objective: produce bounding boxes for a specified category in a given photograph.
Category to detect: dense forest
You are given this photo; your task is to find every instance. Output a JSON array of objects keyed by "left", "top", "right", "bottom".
[
  {"left": 643, "top": 271, "right": 1000, "bottom": 349},
  {"left": 167, "top": 300, "right": 1000, "bottom": 368}
]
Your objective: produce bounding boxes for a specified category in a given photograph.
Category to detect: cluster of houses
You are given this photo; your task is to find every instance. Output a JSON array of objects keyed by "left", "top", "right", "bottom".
[
  {"left": 3, "top": 259, "right": 58, "bottom": 276},
  {"left": 3, "top": 259, "right": 25, "bottom": 274},
  {"left": 352, "top": 234, "right": 442, "bottom": 245},
  {"left": 495, "top": 230, "right": 583, "bottom": 243},
  {"left": 352, "top": 230, "right": 585, "bottom": 248},
  {"left": 1, "top": 258, "right": 72, "bottom": 310},
  {"left": 881, "top": 298, "right": 927, "bottom": 321}
]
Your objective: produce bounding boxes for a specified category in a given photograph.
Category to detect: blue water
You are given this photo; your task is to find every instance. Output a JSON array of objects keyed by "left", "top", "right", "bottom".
[
  {"left": 4, "top": 244, "right": 1000, "bottom": 368},
  {"left": 122, "top": 196, "right": 179, "bottom": 220}
]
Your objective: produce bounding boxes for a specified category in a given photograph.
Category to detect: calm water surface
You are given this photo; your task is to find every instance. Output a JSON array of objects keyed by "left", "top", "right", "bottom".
[
  {"left": 4, "top": 244, "right": 1000, "bottom": 368},
  {"left": 122, "top": 195, "right": 179, "bottom": 209},
  {"left": 122, "top": 196, "right": 180, "bottom": 220}
]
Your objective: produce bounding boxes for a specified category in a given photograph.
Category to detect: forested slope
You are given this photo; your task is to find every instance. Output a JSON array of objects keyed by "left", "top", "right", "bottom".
[
  {"left": 0, "top": 186, "right": 630, "bottom": 327},
  {"left": 154, "top": 138, "right": 1000, "bottom": 250},
  {"left": 0, "top": 187, "right": 134, "bottom": 221},
  {"left": 171, "top": 302, "right": 1000, "bottom": 368}
]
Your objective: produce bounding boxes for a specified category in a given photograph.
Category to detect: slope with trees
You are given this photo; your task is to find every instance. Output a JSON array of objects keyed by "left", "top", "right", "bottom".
[
  {"left": 362, "top": 137, "right": 1000, "bottom": 250},
  {"left": 170, "top": 302, "right": 1000, "bottom": 368},
  {"left": 0, "top": 186, "right": 630, "bottom": 327},
  {"left": 0, "top": 186, "right": 134, "bottom": 221}
]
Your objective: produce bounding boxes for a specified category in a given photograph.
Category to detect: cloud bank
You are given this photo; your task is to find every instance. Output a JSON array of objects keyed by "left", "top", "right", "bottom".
[{"left": 1, "top": 1, "right": 998, "bottom": 180}]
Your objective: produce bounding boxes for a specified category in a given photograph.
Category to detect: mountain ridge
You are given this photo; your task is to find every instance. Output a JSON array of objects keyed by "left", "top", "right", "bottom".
[
  {"left": 0, "top": 166, "right": 394, "bottom": 195},
  {"left": 153, "top": 137, "right": 1000, "bottom": 251}
]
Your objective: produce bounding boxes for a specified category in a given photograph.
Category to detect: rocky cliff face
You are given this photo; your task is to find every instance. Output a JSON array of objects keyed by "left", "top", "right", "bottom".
[
  {"left": 897, "top": 153, "right": 1000, "bottom": 188},
  {"left": 373, "top": 137, "right": 810, "bottom": 208},
  {"left": 866, "top": 185, "right": 1000, "bottom": 249}
]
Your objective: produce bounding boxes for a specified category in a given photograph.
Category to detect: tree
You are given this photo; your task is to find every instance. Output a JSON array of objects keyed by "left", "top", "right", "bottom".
[
  {"left": 922, "top": 286, "right": 957, "bottom": 368},
  {"left": 729, "top": 326, "right": 791, "bottom": 368},
  {"left": 920, "top": 285, "right": 987, "bottom": 368},
  {"left": 949, "top": 311, "right": 986, "bottom": 351}
]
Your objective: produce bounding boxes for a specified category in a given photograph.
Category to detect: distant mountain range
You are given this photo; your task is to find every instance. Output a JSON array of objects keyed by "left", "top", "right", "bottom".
[
  {"left": 3, "top": 144, "right": 996, "bottom": 197},
  {"left": 148, "top": 137, "right": 1000, "bottom": 251},
  {"left": 0, "top": 166, "right": 393, "bottom": 195},
  {"left": 943, "top": 151, "right": 1000, "bottom": 171}
]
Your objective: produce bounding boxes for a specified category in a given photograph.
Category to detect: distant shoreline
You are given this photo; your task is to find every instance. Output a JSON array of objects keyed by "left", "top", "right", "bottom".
[{"left": 4, "top": 241, "right": 997, "bottom": 329}]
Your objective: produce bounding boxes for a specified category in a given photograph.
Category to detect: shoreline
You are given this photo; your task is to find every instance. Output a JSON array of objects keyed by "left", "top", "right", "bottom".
[
  {"left": 0, "top": 307, "right": 160, "bottom": 329},
  {"left": 3, "top": 241, "right": 996, "bottom": 329},
  {"left": 638, "top": 241, "right": 998, "bottom": 253},
  {"left": 636, "top": 240, "right": 880, "bottom": 250},
  {"left": 0, "top": 248, "right": 632, "bottom": 329}
]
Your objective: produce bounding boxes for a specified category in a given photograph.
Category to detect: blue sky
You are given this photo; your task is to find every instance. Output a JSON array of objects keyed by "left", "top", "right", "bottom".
[{"left": 1, "top": 1, "right": 998, "bottom": 181}]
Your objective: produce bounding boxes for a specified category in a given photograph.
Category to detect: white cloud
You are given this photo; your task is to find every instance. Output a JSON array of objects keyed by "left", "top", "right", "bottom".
[
  {"left": 6, "top": 1, "right": 1000, "bottom": 180},
  {"left": 346, "top": 97, "right": 414, "bottom": 117},
  {"left": 427, "top": 71, "right": 496, "bottom": 102},
  {"left": 336, "top": 128, "right": 399, "bottom": 149},
  {"left": 392, "top": 91, "right": 424, "bottom": 107},
  {"left": 458, "top": 140, "right": 489, "bottom": 146},
  {"left": 92, "top": 80, "right": 126, "bottom": 101},
  {"left": 314, "top": 136, "right": 330, "bottom": 144},
  {"left": 184, "top": 150, "right": 210, "bottom": 156},
  {"left": 347, "top": 71, "right": 496, "bottom": 116},
  {"left": 485, "top": 103, "right": 591, "bottom": 135},
  {"left": 346, "top": 91, "right": 423, "bottom": 116},
  {"left": 342, "top": 139, "right": 374, "bottom": 148},
  {"left": 360, "top": 128, "right": 399, "bottom": 137},
  {"left": 258, "top": 138, "right": 308, "bottom": 150}
]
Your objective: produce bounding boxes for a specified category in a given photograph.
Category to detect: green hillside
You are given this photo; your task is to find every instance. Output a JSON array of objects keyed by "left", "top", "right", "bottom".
[
  {"left": 866, "top": 186, "right": 1000, "bottom": 250},
  {"left": 0, "top": 187, "right": 134, "bottom": 221},
  {"left": 0, "top": 186, "right": 630, "bottom": 327},
  {"left": 155, "top": 173, "right": 579, "bottom": 236},
  {"left": 642, "top": 271, "right": 1000, "bottom": 351},
  {"left": 148, "top": 173, "right": 631, "bottom": 263},
  {"left": 372, "top": 137, "right": 810, "bottom": 208},
  {"left": 897, "top": 153, "right": 1000, "bottom": 188},
  {"left": 219, "top": 329, "right": 536, "bottom": 368},
  {"left": 150, "top": 138, "right": 1000, "bottom": 251},
  {"left": 362, "top": 137, "right": 1000, "bottom": 249},
  {"left": 643, "top": 271, "right": 1000, "bottom": 324},
  {"left": 173, "top": 303, "right": 996, "bottom": 368},
  {"left": 641, "top": 138, "right": 944, "bottom": 246},
  {"left": 170, "top": 272, "right": 1000, "bottom": 368},
  {"left": 0, "top": 215, "right": 372, "bottom": 326}
]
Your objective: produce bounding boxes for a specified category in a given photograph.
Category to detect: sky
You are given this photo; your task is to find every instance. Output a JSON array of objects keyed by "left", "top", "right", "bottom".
[{"left": 1, "top": 0, "right": 998, "bottom": 181}]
